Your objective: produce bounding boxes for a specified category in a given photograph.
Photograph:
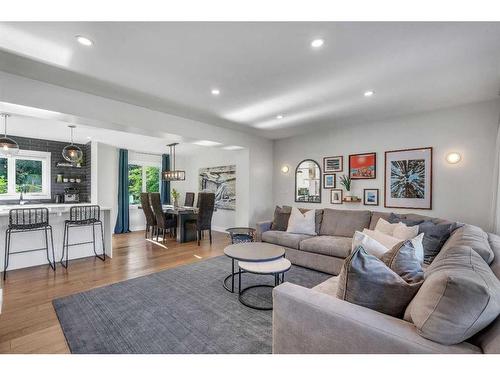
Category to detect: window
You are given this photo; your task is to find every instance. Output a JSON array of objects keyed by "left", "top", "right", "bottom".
[
  {"left": 128, "top": 163, "right": 160, "bottom": 205},
  {"left": 0, "top": 150, "right": 51, "bottom": 199}
]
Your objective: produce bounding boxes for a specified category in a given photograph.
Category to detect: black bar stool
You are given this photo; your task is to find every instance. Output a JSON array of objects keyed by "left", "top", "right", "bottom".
[
  {"left": 3, "top": 208, "right": 56, "bottom": 280},
  {"left": 60, "top": 205, "right": 106, "bottom": 268}
]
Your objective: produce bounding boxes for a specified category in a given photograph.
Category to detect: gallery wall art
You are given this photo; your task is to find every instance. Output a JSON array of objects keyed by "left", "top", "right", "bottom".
[
  {"left": 384, "top": 147, "right": 432, "bottom": 209},
  {"left": 349, "top": 152, "right": 376, "bottom": 179},
  {"left": 323, "top": 156, "right": 343, "bottom": 173},
  {"left": 199, "top": 165, "right": 236, "bottom": 210}
]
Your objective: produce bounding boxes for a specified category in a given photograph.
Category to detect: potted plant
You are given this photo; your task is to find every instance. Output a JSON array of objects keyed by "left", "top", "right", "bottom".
[
  {"left": 339, "top": 175, "right": 357, "bottom": 201},
  {"left": 171, "top": 188, "right": 181, "bottom": 207}
]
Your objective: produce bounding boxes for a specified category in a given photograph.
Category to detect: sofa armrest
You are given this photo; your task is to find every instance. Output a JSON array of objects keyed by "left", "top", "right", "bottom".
[
  {"left": 273, "top": 283, "right": 481, "bottom": 354},
  {"left": 255, "top": 220, "right": 272, "bottom": 242}
]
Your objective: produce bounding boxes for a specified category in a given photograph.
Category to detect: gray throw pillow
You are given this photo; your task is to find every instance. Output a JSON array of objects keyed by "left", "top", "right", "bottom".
[
  {"left": 419, "top": 221, "right": 461, "bottom": 264},
  {"left": 387, "top": 213, "right": 425, "bottom": 227},
  {"left": 337, "top": 243, "right": 424, "bottom": 317},
  {"left": 271, "top": 206, "right": 292, "bottom": 231},
  {"left": 409, "top": 245, "right": 500, "bottom": 345},
  {"left": 381, "top": 240, "right": 424, "bottom": 284}
]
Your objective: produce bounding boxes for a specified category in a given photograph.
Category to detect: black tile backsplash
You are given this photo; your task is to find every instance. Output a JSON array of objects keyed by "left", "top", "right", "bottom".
[{"left": 0, "top": 135, "right": 91, "bottom": 203}]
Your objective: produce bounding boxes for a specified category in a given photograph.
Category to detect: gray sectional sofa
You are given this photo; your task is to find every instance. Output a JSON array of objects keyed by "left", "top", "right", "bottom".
[{"left": 257, "top": 208, "right": 500, "bottom": 354}]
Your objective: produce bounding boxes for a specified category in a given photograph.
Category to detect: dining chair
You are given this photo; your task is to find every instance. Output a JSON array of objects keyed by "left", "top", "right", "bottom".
[
  {"left": 184, "top": 192, "right": 195, "bottom": 207},
  {"left": 149, "top": 192, "right": 176, "bottom": 242},
  {"left": 187, "top": 192, "right": 215, "bottom": 246},
  {"left": 140, "top": 192, "right": 156, "bottom": 238}
]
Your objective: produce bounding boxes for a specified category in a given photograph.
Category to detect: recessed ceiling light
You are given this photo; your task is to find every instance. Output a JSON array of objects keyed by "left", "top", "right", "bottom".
[
  {"left": 364, "top": 90, "right": 374, "bottom": 97},
  {"left": 211, "top": 88, "right": 220, "bottom": 96},
  {"left": 222, "top": 145, "right": 244, "bottom": 151},
  {"left": 276, "top": 114, "right": 284, "bottom": 120},
  {"left": 311, "top": 39, "right": 324, "bottom": 48},
  {"left": 76, "top": 35, "right": 93, "bottom": 46},
  {"left": 193, "top": 140, "right": 222, "bottom": 147}
]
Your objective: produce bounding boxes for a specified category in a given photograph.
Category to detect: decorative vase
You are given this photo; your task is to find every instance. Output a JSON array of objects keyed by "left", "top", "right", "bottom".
[{"left": 173, "top": 198, "right": 179, "bottom": 208}]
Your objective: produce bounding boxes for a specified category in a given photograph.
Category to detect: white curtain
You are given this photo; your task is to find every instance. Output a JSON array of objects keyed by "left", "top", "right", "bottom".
[{"left": 490, "top": 111, "right": 500, "bottom": 234}]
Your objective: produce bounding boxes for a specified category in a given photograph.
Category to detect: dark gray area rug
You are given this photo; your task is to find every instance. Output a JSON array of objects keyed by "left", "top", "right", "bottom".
[{"left": 53, "top": 255, "right": 330, "bottom": 354}]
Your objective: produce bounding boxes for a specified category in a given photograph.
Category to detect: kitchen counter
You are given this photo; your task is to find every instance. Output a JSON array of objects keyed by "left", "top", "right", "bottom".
[{"left": 0, "top": 203, "right": 113, "bottom": 273}]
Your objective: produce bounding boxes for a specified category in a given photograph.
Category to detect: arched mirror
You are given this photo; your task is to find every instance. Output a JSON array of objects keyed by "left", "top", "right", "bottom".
[{"left": 295, "top": 159, "right": 321, "bottom": 203}]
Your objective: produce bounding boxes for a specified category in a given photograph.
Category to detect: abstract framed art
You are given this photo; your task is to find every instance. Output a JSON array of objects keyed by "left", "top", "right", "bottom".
[
  {"left": 349, "top": 152, "right": 376, "bottom": 179},
  {"left": 323, "top": 173, "right": 336, "bottom": 189},
  {"left": 363, "top": 188, "right": 379, "bottom": 206},
  {"left": 323, "top": 156, "right": 343, "bottom": 173},
  {"left": 384, "top": 147, "right": 432, "bottom": 210}
]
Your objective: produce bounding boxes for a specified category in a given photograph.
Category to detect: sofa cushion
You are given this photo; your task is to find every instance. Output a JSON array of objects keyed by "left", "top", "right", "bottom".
[
  {"left": 312, "top": 276, "right": 339, "bottom": 296},
  {"left": 369, "top": 211, "right": 391, "bottom": 230},
  {"left": 271, "top": 205, "right": 292, "bottom": 231},
  {"left": 298, "top": 208, "right": 323, "bottom": 235},
  {"left": 488, "top": 232, "right": 500, "bottom": 279},
  {"left": 409, "top": 245, "right": 500, "bottom": 345},
  {"left": 320, "top": 208, "right": 371, "bottom": 237},
  {"left": 352, "top": 230, "right": 390, "bottom": 258},
  {"left": 261, "top": 230, "right": 312, "bottom": 250},
  {"left": 286, "top": 207, "right": 317, "bottom": 236},
  {"left": 387, "top": 213, "right": 426, "bottom": 227},
  {"left": 336, "top": 245, "right": 423, "bottom": 317},
  {"left": 440, "top": 224, "right": 494, "bottom": 265},
  {"left": 381, "top": 240, "right": 424, "bottom": 284},
  {"left": 300, "top": 236, "right": 352, "bottom": 258},
  {"left": 418, "top": 221, "right": 461, "bottom": 264}
]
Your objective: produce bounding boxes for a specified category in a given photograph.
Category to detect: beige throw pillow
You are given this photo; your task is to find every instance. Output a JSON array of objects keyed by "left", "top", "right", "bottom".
[{"left": 286, "top": 207, "right": 316, "bottom": 236}]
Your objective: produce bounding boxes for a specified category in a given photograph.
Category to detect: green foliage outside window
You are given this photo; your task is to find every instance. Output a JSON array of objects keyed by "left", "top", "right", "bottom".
[
  {"left": 0, "top": 158, "right": 7, "bottom": 194},
  {"left": 146, "top": 166, "right": 160, "bottom": 193},
  {"left": 128, "top": 164, "right": 142, "bottom": 204},
  {"left": 16, "top": 159, "right": 43, "bottom": 193}
]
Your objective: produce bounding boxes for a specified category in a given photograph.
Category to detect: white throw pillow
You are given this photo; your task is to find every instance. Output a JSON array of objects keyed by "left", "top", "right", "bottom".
[
  {"left": 352, "top": 231, "right": 390, "bottom": 258},
  {"left": 286, "top": 207, "right": 317, "bottom": 236},
  {"left": 393, "top": 222, "right": 419, "bottom": 240},
  {"left": 374, "top": 218, "right": 399, "bottom": 236},
  {"left": 363, "top": 228, "right": 425, "bottom": 264}
]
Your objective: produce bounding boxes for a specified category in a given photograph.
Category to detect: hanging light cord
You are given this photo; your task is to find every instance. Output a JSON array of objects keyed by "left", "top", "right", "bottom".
[{"left": 2, "top": 114, "right": 8, "bottom": 138}]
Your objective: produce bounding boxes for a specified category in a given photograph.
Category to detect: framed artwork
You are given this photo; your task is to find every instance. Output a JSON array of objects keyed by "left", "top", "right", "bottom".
[
  {"left": 323, "top": 173, "right": 336, "bottom": 189},
  {"left": 349, "top": 152, "right": 376, "bottom": 179},
  {"left": 199, "top": 165, "right": 236, "bottom": 210},
  {"left": 363, "top": 189, "right": 379, "bottom": 206},
  {"left": 330, "top": 189, "right": 343, "bottom": 204},
  {"left": 323, "top": 156, "right": 343, "bottom": 173},
  {"left": 384, "top": 147, "right": 432, "bottom": 210}
]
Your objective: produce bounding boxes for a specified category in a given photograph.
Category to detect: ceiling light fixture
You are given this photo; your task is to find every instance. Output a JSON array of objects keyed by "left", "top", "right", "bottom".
[
  {"left": 162, "top": 143, "right": 185, "bottom": 181},
  {"left": 211, "top": 88, "right": 220, "bottom": 96},
  {"left": 0, "top": 113, "right": 20, "bottom": 157},
  {"left": 222, "top": 145, "right": 244, "bottom": 151},
  {"left": 62, "top": 125, "right": 83, "bottom": 163},
  {"left": 193, "top": 140, "right": 222, "bottom": 147},
  {"left": 76, "top": 35, "right": 93, "bottom": 46},
  {"left": 311, "top": 39, "right": 324, "bottom": 48},
  {"left": 364, "top": 90, "right": 374, "bottom": 97},
  {"left": 276, "top": 114, "right": 284, "bottom": 120}
]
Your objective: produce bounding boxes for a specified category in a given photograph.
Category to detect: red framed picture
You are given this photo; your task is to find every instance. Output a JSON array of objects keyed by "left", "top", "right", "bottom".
[{"left": 349, "top": 152, "right": 376, "bottom": 179}]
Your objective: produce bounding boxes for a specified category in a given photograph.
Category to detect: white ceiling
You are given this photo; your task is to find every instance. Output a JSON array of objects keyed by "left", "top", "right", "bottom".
[{"left": 0, "top": 22, "right": 499, "bottom": 139}]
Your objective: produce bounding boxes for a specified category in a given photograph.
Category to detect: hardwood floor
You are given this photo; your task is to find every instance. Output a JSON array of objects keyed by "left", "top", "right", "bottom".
[{"left": 0, "top": 230, "right": 228, "bottom": 353}]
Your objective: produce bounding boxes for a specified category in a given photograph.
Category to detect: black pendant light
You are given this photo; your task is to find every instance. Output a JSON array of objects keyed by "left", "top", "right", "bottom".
[
  {"left": 162, "top": 143, "right": 185, "bottom": 181},
  {"left": 62, "top": 125, "right": 83, "bottom": 163},
  {"left": 0, "top": 113, "right": 20, "bottom": 157}
]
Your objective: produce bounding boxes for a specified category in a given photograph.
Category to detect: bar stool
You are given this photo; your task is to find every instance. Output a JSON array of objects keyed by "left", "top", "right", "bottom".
[
  {"left": 3, "top": 208, "right": 56, "bottom": 280},
  {"left": 60, "top": 205, "right": 106, "bottom": 268}
]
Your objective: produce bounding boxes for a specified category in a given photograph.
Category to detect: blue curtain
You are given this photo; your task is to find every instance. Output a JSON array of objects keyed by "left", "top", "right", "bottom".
[
  {"left": 160, "top": 154, "right": 171, "bottom": 204},
  {"left": 114, "top": 149, "right": 130, "bottom": 234}
]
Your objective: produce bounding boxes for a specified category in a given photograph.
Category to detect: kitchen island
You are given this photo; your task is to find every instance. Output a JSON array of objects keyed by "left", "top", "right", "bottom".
[{"left": 0, "top": 203, "right": 112, "bottom": 273}]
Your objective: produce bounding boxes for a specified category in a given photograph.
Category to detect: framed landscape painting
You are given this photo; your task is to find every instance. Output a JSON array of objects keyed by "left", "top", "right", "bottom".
[
  {"left": 323, "top": 156, "right": 343, "bottom": 173},
  {"left": 363, "top": 189, "right": 379, "bottom": 206},
  {"left": 349, "top": 152, "right": 376, "bottom": 179},
  {"left": 384, "top": 147, "right": 432, "bottom": 209}
]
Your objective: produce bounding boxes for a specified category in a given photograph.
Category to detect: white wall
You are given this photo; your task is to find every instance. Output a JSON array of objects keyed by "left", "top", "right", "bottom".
[
  {"left": 171, "top": 148, "right": 249, "bottom": 232},
  {"left": 91, "top": 142, "right": 119, "bottom": 229},
  {"left": 274, "top": 99, "right": 500, "bottom": 230}
]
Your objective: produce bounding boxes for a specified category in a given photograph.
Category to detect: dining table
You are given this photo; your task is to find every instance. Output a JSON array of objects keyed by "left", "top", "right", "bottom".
[{"left": 162, "top": 205, "right": 199, "bottom": 243}]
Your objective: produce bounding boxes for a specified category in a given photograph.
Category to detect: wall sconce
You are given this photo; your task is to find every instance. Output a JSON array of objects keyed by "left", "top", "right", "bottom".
[
  {"left": 446, "top": 152, "right": 462, "bottom": 164},
  {"left": 281, "top": 165, "right": 290, "bottom": 174}
]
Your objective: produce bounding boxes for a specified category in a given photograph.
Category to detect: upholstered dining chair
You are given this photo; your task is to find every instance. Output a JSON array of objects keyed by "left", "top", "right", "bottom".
[
  {"left": 187, "top": 192, "right": 215, "bottom": 246},
  {"left": 184, "top": 192, "right": 195, "bottom": 207},
  {"left": 149, "top": 192, "right": 177, "bottom": 242},
  {"left": 140, "top": 193, "right": 156, "bottom": 238}
]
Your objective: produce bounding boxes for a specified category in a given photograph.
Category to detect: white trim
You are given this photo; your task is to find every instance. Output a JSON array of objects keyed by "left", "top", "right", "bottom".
[{"left": 0, "top": 149, "right": 51, "bottom": 200}]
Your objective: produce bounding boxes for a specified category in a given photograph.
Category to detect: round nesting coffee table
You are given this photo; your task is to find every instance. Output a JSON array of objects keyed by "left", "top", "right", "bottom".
[
  {"left": 238, "top": 257, "right": 291, "bottom": 310},
  {"left": 223, "top": 242, "right": 285, "bottom": 293}
]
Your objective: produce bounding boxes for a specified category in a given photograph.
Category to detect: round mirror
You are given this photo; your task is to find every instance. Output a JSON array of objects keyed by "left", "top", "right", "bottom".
[{"left": 295, "top": 159, "right": 321, "bottom": 203}]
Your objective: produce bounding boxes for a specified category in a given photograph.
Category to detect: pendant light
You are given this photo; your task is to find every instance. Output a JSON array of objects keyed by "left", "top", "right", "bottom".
[
  {"left": 62, "top": 125, "right": 83, "bottom": 163},
  {"left": 162, "top": 143, "right": 185, "bottom": 181},
  {"left": 0, "top": 113, "right": 20, "bottom": 157}
]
